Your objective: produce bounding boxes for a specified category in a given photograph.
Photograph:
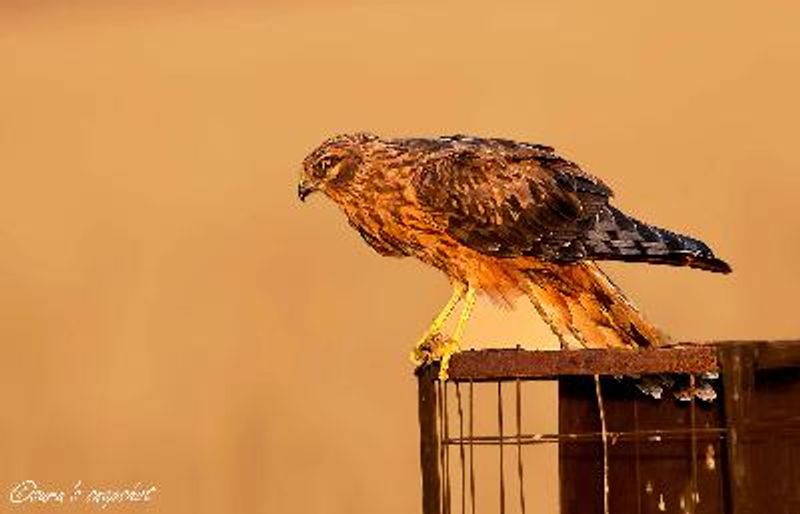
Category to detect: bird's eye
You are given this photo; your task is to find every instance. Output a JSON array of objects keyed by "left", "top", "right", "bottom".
[{"left": 314, "top": 156, "right": 340, "bottom": 178}]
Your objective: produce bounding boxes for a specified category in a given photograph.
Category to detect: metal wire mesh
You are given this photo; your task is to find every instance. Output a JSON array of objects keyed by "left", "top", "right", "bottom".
[
  {"left": 416, "top": 343, "right": 800, "bottom": 514},
  {"left": 424, "top": 371, "right": 711, "bottom": 514}
]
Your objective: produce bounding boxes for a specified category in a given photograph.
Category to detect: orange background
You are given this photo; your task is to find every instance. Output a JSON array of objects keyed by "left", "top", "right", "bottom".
[{"left": 1, "top": 1, "right": 798, "bottom": 513}]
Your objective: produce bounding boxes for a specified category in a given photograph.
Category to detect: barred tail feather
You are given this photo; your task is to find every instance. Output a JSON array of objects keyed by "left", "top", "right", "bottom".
[
  {"left": 582, "top": 207, "right": 732, "bottom": 274},
  {"left": 524, "top": 262, "right": 668, "bottom": 349}
]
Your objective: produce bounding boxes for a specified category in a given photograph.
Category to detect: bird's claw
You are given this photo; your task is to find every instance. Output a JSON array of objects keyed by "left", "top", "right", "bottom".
[
  {"left": 410, "top": 332, "right": 444, "bottom": 366},
  {"left": 410, "top": 333, "right": 461, "bottom": 381}
]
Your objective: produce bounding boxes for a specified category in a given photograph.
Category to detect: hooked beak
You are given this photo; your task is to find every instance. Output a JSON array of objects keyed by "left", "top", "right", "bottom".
[{"left": 297, "top": 178, "right": 316, "bottom": 202}]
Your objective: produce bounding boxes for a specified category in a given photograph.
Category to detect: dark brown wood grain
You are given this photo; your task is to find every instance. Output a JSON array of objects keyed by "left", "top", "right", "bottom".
[
  {"left": 417, "top": 365, "right": 442, "bottom": 514},
  {"left": 555, "top": 341, "right": 800, "bottom": 514}
]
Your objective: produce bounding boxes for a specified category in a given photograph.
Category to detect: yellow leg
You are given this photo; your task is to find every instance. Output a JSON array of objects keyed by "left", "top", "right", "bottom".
[
  {"left": 439, "top": 284, "right": 477, "bottom": 380},
  {"left": 410, "top": 283, "right": 466, "bottom": 364}
]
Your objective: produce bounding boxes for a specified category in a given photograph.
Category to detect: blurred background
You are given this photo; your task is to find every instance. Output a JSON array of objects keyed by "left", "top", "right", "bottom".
[{"left": 1, "top": 1, "right": 798, "bottom": 513}]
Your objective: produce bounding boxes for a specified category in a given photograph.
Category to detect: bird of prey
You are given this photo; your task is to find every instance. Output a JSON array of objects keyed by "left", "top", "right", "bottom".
[{"left": 298, "top": 133, "right": 730, "bottom": 378}]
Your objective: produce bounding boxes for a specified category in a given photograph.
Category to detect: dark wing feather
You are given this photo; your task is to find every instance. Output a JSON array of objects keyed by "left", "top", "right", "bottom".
[{"left": 412, "top": 137, "right": 731, "bottom": 273}]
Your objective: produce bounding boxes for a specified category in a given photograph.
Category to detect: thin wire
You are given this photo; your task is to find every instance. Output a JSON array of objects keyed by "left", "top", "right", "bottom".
[
  {"left": 444, "top": 381, "right": 452, "bottom": 514},
  {"left": 515, "top": 379, "right": 527, "bottom": 514},
  {"left": 498, "top": 382, "right": 506, "bottom": 514},
  {"left": 634, "top": 395, "right": 642, "bottom": 514},
  {"left": 594, "top": 375, "right": 610, "bottom": 514},
  {"left": 438, "top": 380, "right": 447, "bottom": 512},
  {"left": 456, "top": 383, "right": 466, "bottom": 514},
  {"left": 690, "top": 374, "right": 699, "bottom": 513},
  {"left": 441, "top": 426, "right": 727, "bottom": 445},
  {"left": 468, "top": 381, "right": 476, "bottom": 514}
]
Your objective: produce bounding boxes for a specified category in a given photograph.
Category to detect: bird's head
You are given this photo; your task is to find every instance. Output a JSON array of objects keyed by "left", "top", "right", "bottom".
[{"left": 297, "top": 133, "right": 378, "bottom": 203}]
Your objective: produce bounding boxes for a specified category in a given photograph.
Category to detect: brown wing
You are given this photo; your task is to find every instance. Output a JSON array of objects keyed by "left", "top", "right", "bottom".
[
  {"left": 412, "top": 137, "right": 611, "bottom": 260},
  {"left": 411, "top": 136, "right": 730, "bottom": 272}
]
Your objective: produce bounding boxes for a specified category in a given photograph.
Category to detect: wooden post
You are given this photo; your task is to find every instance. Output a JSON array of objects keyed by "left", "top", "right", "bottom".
[
  {"left": 559, "top": 375, "right": 724, "bottom": 514},
  {"left": 418, "top": 365, "right": 441, "bottom": 514},
  {"left": 717, "top": 341, "right": 800, "bottom": 514},
  {"left": 719, "top": 344, "right": 755, "bottom": 514}
]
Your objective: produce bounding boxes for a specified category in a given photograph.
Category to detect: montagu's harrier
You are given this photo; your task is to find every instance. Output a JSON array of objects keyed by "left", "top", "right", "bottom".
[{"left": 298, "top": 133, "right": 730, "bottom": 378}]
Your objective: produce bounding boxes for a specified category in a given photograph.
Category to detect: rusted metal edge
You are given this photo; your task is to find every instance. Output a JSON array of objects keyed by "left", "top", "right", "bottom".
[
  {"left": 416, "top": 340, "right": 800, "bottom": 382},
  {"left": 442, "top": 344, "right": 721, "bottom": 382}
]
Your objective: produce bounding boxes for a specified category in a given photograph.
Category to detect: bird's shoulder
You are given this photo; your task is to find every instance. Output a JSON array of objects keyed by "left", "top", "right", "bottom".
[
  {"left": 398, "top": 135, "right": 612, "bottom": 204},
  {"left": 391, "top": 135, "right": 608, "bottom": 194}
]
